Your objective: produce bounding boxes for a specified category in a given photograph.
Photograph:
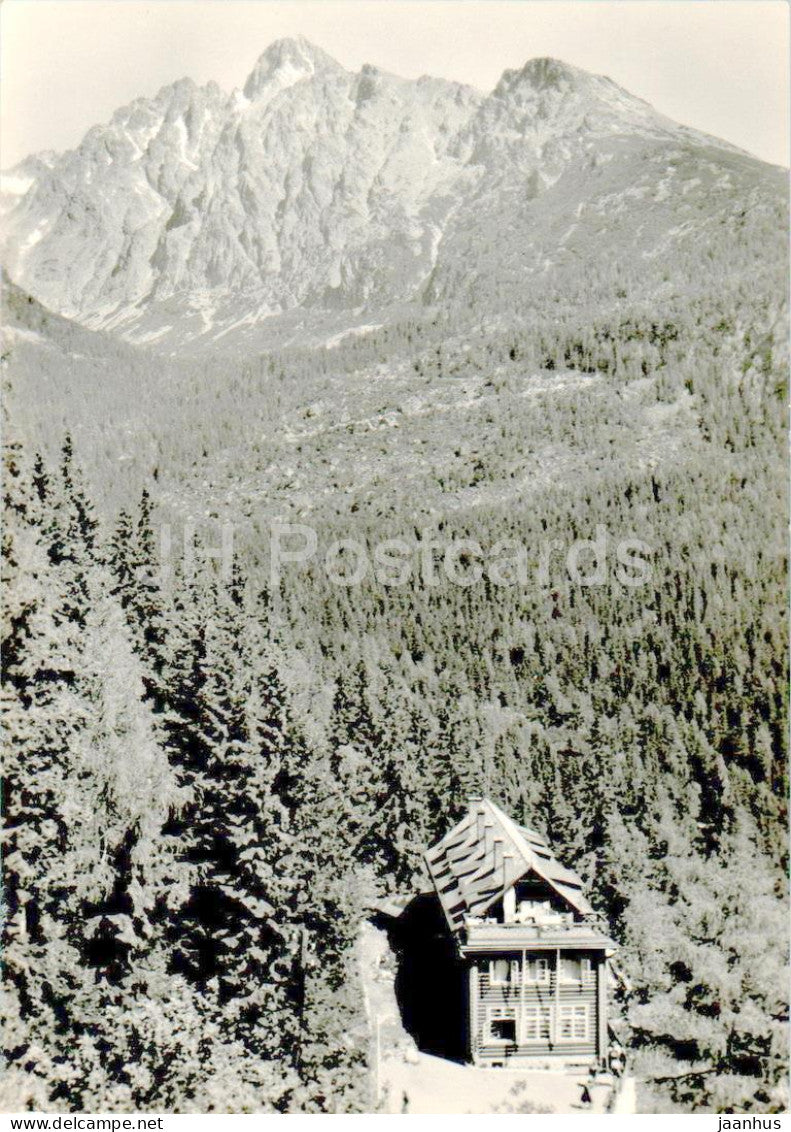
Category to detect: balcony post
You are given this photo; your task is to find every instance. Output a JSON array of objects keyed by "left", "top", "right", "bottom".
[
  {"left": 597, "top": 956, "right": 608, "bottom": 1065},
  {"left": 553, "top": 946, "right": 561, "bottom": 1046},
  {"left": 469, "top": 962, "right": 480, "bottom": 1063}
]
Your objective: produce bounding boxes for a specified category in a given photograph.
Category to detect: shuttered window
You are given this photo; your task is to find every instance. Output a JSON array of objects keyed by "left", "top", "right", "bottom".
[
  {"left": 522, "top": 1005, "right": 552, "bottom": 1042},
  {"left": 558, "top": 1003, "right": 589, "bottom": 1041}
]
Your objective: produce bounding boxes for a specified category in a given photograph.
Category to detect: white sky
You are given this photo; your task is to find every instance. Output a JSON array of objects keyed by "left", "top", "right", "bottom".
[{"left": 1, "top": 1, "right": 788, "bottom": 169}]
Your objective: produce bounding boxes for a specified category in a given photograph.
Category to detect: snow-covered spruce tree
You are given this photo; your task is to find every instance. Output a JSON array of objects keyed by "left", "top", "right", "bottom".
[
  {"left": 47, "top": 435, "right": 99, "bottom": 598},
  {"left": 68, "top": 588, "right": 296, "bottom": 1112},
  {"left": 625, "top": 806, "right": 789, "bottom": 1113},
  {"left": 1, "top": 442, "right": 151, "bottom": 1107},
  {"left": 326, "top": 661, "right": 391, "bottom": 874},
  {"left": 155, "top": 576, "right": 303, "bottom": 1080},
  {"left": 272, "top": 673, "right": 373, "bottom": 1113},
  {"left": 374, "top": 674, "right": 438, "bottom": 890},
  {"left": 0, "top": 438, "right": 117, "bottom": 1103},
  {"left": 106, "top": 509, "right": 137, "bottom": 608},
  {"left": 1, "top": 441, "right": 225, "bottom": 1111},
  {"left": 1, "top": 441, "right": 76, "bottom": 1106},
  {"left": 106, "top": 487, "right": 174, "bottom": 713}
]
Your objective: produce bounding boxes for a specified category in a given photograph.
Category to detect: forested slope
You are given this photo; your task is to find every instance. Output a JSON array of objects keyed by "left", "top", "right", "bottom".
[{"left": 2, "top": 239, "right": 788, "bottom": 1111}]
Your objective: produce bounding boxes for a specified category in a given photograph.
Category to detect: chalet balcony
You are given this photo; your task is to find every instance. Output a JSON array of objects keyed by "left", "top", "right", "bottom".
[{"left": 462, "top": 912, "right": 614, "bottom": 952}]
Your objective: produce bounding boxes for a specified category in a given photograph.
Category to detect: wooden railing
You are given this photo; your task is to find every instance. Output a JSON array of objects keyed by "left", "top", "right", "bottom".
[{"left": 465, "top": 912, "right": 610, "bottom": 942}]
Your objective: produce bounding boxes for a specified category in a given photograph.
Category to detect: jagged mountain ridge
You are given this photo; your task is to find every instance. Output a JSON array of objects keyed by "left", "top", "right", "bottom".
[{"left": 1, "top": 37, "right": 785, "bottom": 350}]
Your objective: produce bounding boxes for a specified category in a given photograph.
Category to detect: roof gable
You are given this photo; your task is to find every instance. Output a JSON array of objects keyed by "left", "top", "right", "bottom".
[{"left": 424, "top": 797, "right": 593, "bottom": 934}]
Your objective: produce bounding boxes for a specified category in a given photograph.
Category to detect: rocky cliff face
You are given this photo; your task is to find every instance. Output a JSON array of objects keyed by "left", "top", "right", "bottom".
[{"left": 1, "top": 37, "right": 784, "bottom": 349}]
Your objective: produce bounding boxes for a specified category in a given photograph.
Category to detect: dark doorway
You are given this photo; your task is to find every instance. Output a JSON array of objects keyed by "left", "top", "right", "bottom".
[{"left": 379, "top": 893, "right": 468, "bottom": 1062}]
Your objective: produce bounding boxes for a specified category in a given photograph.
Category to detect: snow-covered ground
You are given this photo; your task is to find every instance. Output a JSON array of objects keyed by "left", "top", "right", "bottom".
[{"left": 380, "top": 1051, "right": 614, "bottom": 1115}]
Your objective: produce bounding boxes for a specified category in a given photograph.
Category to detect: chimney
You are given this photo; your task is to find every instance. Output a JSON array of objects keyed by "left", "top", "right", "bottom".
[{"left": 476, "top": 807, "right": 486, "bottom": 844}]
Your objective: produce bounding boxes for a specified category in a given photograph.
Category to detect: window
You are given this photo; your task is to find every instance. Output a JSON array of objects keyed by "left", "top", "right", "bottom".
[
  {"left": 524, "top": 956, "right": 550, "bottom": 984},
  {"left": 558, "top": 1004, "right": 589, "bottom": 1041},
  {"left": 487, "top": 1007, "right": 517, "bottom": 1044},
  {"left": 559, "top": 956, "right": 582, "bottom": 983},
  {"left": 490, "top": 1018, "right": 516, "bottom": 1042},
  {"left": 559, "top": 955, "right": 596, "bottom": 985},
  {"left": 489, "top": 956, "right": 553, "bottom": 987},
  {"left": 489, "top": 958, "right": 519, "bottom": 985},
  {"left": 522, "top": 1005, "right": 552, "bottom": 1042}
]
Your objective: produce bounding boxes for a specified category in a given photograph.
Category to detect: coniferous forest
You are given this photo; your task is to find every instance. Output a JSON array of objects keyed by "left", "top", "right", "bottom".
[{"left": 2, "top": 250, "right": 788, "bottom": 1114}]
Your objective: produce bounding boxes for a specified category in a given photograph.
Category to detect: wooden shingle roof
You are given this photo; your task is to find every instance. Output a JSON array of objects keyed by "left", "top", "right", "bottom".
[{"left": 424, "top": 796, "right": 593, "bottom": 934}]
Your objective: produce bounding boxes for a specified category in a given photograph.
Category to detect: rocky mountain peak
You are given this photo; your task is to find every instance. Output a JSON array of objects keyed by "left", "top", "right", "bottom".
[
  {"left": 495, "top": 56, "right": 582, "bottom": 97},
  {"left": 490, "top": 54, "right": 671, "bottom": 140},
  {"left": 242, "top": 36, "right": 342, "bottom": 99},
  {"left": 1, "top": 39, "right": 774, "bottom": 347}
]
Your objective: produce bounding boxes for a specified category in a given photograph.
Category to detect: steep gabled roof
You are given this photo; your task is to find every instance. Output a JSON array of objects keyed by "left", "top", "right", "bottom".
[{"left": 424, "top": 796, "right": 593, "bottom": 934}]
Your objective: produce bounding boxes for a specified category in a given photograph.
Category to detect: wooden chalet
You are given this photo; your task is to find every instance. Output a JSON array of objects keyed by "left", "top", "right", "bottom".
[{"left": 424, "top": 797, "right": 616, "bottom": 1066}]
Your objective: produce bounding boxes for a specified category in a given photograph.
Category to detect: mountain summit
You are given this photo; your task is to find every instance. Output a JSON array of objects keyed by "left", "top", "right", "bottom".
[
  {"left": 0, "top": 39, "right": 782, "bottom": 349},
  {"left": 243, "top": 36, "right": 342, "bottom": 99},
  {"left": 496, "top": 56, "right": 583, "bottom": 93}
]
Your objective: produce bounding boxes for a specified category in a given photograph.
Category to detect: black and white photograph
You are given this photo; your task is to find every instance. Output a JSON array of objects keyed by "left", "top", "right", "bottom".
[{"left": 1, "top": 0, "right": 788, "bottom": 1118}]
